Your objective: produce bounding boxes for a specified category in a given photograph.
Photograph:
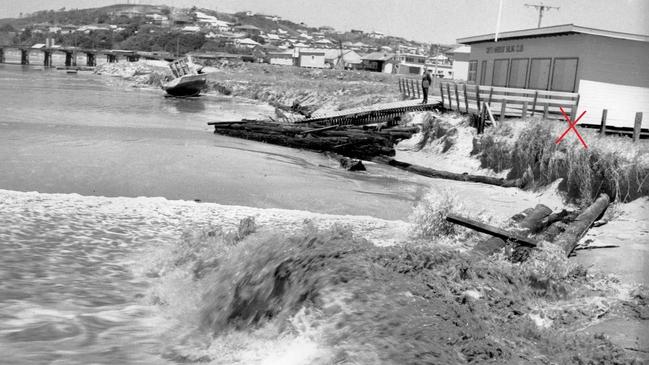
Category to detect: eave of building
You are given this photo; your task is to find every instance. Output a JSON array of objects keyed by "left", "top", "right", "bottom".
[{"left": 457, "top": 24, "right": 649, "bottom": 45}]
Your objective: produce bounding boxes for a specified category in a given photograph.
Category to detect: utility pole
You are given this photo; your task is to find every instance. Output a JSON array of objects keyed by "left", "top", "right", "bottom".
[{"left": 525, "top": 3, "right": 559, "bottom": 28}]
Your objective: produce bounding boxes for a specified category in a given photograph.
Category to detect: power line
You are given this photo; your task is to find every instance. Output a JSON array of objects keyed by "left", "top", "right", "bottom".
[{"left": 524, "top": 3, "right": 560, "bottom": 28}]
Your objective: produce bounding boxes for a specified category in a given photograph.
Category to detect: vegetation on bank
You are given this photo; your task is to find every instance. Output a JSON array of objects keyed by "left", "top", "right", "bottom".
[{"left": 471, "top": 119, "right": 649, "bottom": 204}]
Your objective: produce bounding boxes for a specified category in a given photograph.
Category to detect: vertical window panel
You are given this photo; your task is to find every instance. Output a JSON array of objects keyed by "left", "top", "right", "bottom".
[
  {"left": 528, "top": 58, "right": 551, "bottom": 90},
  {"left": 508, "top": 58, "right": 529, "bottom": 88},
  {"left": 492, "top": 59, "right": 509, "bottom": 87},
  {"left": 468, "top": 60, "right": 478, "bottom": 82},
  {"left": 551, "top": 58, "right": 578, "bottom": 92},
  {"left": 480, "top": 60, "right": 487, "bottom": 85}
]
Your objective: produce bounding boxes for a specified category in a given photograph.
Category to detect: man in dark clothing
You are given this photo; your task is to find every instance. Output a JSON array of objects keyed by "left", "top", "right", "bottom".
[{"left": 421, "top": 70, "right": 432, "bottom": 104}]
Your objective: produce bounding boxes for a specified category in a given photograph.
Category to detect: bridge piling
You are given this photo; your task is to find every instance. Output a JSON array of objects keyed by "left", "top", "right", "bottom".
[
  {"left": 21, "top": 49, "right": 29, "bottom": 65},
  {"left": 86, "top": 53, "right": 96, "bottom": 67},
  {"left": 0, "top": 48, "right": 4, "bottom": 63},
  {"left": 43, "top": 50, "right": 52, "bottom": 67}
]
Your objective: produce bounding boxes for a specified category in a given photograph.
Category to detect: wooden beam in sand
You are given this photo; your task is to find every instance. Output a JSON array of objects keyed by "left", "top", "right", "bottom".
[{"left": 445, "top": 213, "right": 538, "bottom": 247}]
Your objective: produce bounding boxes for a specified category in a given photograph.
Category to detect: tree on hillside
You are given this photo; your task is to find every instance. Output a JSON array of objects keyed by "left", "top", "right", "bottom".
[{"left": 0, "top": 24, "right": 16, "bottom": 33}]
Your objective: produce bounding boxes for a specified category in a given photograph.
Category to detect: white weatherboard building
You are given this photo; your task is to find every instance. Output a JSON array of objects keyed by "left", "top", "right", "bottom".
[{"left": 458, "top": 24, "right": 649, "bottom": 128}]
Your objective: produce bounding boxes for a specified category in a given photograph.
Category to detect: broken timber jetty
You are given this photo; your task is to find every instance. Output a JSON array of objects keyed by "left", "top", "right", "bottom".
[{"left": 208, "top": 100, "right": 442, "bottom": 160}]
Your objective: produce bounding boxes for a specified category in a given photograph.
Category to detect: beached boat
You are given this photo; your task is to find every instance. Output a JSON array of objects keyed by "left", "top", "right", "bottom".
[{"left": 162, "top": 57, "right": 206, "bottom": 97}]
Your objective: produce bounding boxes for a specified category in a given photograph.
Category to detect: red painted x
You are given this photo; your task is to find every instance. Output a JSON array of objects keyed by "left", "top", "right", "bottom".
[{"left": 555, "top": 107, "right": 588, "bottom": 149}]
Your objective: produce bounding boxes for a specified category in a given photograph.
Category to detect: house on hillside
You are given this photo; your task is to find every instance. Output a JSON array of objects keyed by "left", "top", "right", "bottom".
[
  {"left": 322, "top": 49, "right": 362, "bottom": 69},
  {"left": 369, "top": 31, "right": 385, "bottom": 39},
  {"left": 457, "top": 24, "right": 649, "bottom": 128},
  {"left": 267, "top": 50, "right": 295, "bottom": 66},
  {"left": 362, "top": 52, "right": 397, "bottom": 73},
  {"left": 236, "top": 38, "right": 261, "bottom": 49},
  {"left": 234, "top": 25, "right": 261, "bottom": 37},
  {"left": 350, "top": 29, "right": 364, "bottom": 35},
  {"left": 297, "top": 49, "right": 326, "bottom": 68}
]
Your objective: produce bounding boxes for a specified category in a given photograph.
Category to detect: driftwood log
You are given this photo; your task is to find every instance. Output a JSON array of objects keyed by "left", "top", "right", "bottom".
[
  {"left": 553, "top": 193, "right": 610, "bottom": 256},
  {"left": 375, "top": 157, "right": 524, "bottom": 188}
]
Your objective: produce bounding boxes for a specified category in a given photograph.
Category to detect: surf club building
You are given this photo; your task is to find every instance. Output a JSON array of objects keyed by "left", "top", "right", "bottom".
[{"left": 457, "top": 24, "right": 649, "bottom": 128}]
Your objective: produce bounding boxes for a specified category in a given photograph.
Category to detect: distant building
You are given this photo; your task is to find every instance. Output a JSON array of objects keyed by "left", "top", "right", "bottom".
[
  {"left": 268, "top": 50, "right": 294, "bottom": 66},
  {"left": 297, "top": 49, "right": 326, "bottom": 68},
  {"left": 350, "top": 29, "right": 364, "bottom": 35},
  {"left": 395, "top": 53, "right": 427, "bottom": 75},
  {"left": 369, "top": 31, "right": 385, "bottom": 39},
  {"left": 362, "top": 52, "right": 397, "bottom": 73},
  {"left": 457, "top": 24, "right": 649, "bottom": 127},
  {"left": 236, "top": 38, "right": 262, "bottom": 48},
  {"left": 234, "top": 25, "right": 262, "bottom": 37}
]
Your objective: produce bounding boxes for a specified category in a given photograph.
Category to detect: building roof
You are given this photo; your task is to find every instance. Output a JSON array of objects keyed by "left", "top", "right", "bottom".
[
  {"left": 362, "top": 52, "right": 396, "bottom": 61},
  {"left": 458, "top": 24, "right": 649, "bottom": 44}
]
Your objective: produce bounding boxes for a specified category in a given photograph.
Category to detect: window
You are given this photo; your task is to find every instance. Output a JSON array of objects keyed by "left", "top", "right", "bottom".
[
  {"left": 479, "top": 60, "right": 487, "bottom": 85},
  {"left": 551, "top": 58, "right": 578, "bottom": 92},
  {"left": 492, "top": 59, "right": 509, "bottom": 86},
  {"left": 508, "top": 58, "right": 529, "bottom": 88},
  {"left": 528, "top": 58, "right": 551, "bottom": 90},
  {"left": 405, "top": 57, "right": 415, "bottom": 63},
  {"left": 468, "top": 60, "right": 478, "bottom": 82},
  {"left": 408, "top": 66, "right": 420, "bottom": 74}
]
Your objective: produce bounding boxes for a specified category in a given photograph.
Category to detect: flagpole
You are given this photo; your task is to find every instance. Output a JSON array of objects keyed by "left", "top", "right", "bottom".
[{"left": 495, "top": 0, "right": 504, "bottom": 42}]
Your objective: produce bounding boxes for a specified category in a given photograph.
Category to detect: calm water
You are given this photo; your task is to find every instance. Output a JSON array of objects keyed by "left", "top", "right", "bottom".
[{"left": 0, "top": 64, "right": 431, "bottom": 364}]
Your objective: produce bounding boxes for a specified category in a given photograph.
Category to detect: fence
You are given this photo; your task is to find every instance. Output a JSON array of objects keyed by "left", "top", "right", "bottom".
[
  {"left": 594, "top": 110, "right": 646, "bottom": 142},
  {"left": 438, "top": 81, "right": 580, "bottom": 121}
]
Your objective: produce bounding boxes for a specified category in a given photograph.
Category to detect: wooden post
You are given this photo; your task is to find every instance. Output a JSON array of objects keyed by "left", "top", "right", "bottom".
[
  {"left": 463, "top": 84, "right": 469, "bottom": 113},
  {"left": 398, "top": 78, "right": 402, "bottom": 94},
  {"left": 410, "top": 79, "right": 415, "bottom": 99},
  {"left": 531, "top": 91, "right": 538, "bottom": 116},
  {"left": 440, "top": 82, "right": 445, "bottom": 106},
  {"left": 416, "top": 80, "right": 421, "bottom": 99},
  {"left": 446, "top": 83, "right": 452, "bottom": 110},
  {"left": 454, "top": 83, "right": 460, "bottom": 111},
  {"left": 543, "top": 104, "right": 549, "bottom": 119},
  {"left": 633, "top": 112, "right": 643, "bottom": 143},
  {"left": 0, "top": 48, "right": 4, "bottom": 64},
  {"left": 599, "top": 109, "right": 608, "bottom": 136},
  {"left": 487, "top": 87, "right": 493, "bottom": 106},
  {"left": 476, "top": 86, "right": 481, "bottom": 112},
  {"left": 522, "top": 101, "right": 528, "bottom": 118},
  {"left": 500, "top": 100, "right": 506, "bottom": 122},
  {"left": 570, "top": 94, "right": 581, "bottom": 121}
]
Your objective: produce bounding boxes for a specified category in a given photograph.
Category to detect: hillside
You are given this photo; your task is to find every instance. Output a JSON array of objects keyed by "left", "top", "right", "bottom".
[{"left": 0, "top": 4, "right": 431, "bottom": 55}]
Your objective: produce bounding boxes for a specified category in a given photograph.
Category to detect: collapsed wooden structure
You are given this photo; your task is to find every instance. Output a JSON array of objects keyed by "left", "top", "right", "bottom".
[{"left": 208, "top": 120, "right": 419, "bottom": 160}]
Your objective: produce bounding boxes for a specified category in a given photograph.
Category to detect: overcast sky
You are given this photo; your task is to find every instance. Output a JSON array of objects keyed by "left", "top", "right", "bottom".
[{"left": 1, "top": 0, "right": 647, "bottom": 43}]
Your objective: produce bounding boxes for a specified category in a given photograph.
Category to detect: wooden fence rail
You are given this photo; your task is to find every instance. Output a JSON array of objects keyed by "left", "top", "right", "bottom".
[{"left": 438, "top": 81, "right": 580, "bottom": 121}]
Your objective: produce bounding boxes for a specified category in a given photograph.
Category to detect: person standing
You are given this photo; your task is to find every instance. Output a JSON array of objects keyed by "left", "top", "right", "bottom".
[{"left": 421, "top": 69, "right": 432, "bottom": 104}]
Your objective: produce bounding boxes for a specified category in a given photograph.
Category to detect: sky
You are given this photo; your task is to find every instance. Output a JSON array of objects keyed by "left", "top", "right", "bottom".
[{"left": 1, "top": 0, "right": 647, "bottom": 44}]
